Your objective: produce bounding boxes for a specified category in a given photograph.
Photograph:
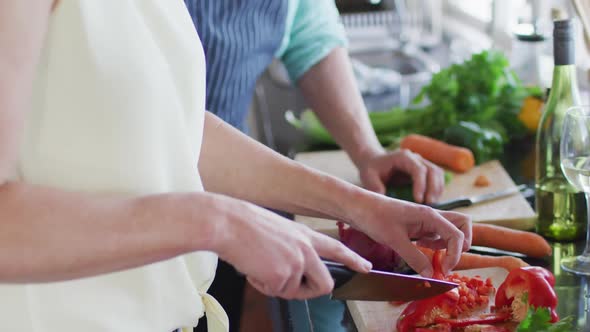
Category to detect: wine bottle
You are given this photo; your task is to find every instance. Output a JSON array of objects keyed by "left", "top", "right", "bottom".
[{"left": 535, "top": 19, "right": 587, "bottom": 241}]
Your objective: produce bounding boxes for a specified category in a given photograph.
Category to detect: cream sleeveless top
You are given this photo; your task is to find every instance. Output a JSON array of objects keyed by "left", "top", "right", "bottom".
[{"left": 0, "top": 1, "right": 228, "bottom": 331}]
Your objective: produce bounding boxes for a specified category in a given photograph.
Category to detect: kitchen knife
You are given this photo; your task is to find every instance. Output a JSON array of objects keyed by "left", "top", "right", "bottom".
[
  {"left": 325, "top": 260, "right": 457, "bottom": 302},
  {"left": 430, "top": 184, "right": 528, "bottom": 211}
]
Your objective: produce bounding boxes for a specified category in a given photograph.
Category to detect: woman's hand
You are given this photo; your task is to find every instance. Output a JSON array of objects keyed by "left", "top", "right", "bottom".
[
  {"left": 358, "top": 149, "right": 445, "bottom": 204},
  {"left": 350, "top": 195, "right": 471, "bottom": 277},
  {"left": 210, "top": 196, "right": 372, "bottom": 300}
]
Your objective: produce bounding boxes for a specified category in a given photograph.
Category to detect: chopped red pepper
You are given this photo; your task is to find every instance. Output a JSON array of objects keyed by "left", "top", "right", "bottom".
[
  {"left": 396, "top": 291, "right": 460, "bottom": 332},
  {"left": 415, "top": 324, "right": 451, "bottom": 332},
  {"left": 467, "top": 325, "right": 512, "bottom": 332},
  {"left": 396, "top": 250, "right": 502, "bottom": 332},
  {"left": 494, "top": 266, "right": 559, "bottom": 322},
  {"left": 434, "top": 312, "right": 511, "bottom": 327},
  {"left": 396, "top": 254, "right": 560, "bottom": 331},
  {"left": 432, "top": 250, "right": 446, "bottom": 280}
]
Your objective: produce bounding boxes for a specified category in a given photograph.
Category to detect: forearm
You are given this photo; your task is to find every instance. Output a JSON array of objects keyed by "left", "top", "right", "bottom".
[
  {"left": 298, "top": 47, "right": 384, "bottom": 167},
  {"left": 200, "top": 112, "right": 372, "bottom": 223},
  {"left": 0, "top": 1, "right": 53, "bottom": 178},
  {"left": 0, "top": 182, "right": 221, "bottom": 283}
]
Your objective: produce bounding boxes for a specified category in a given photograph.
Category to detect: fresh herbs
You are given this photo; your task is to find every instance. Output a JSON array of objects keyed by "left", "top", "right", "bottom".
[
  {"left": 413, "top": 51, "right": 538, "bottom": 141},
  {"left": 286, "top": 50, "right": 542, "bottom": 163},
  {"left": 517, "top": 307, "right": 576, "bottom": 332}
]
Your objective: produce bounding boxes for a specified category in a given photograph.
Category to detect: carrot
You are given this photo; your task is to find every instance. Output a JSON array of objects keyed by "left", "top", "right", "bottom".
[
  {"left": 417, "top": 247, "right": 529, "bottom": 273},
  {"left": 472, "top": 223, "right": 552, "bottom": 258},
  {"left": 474, "top": 174, "right": 491, "bottom": 187},
  {"left": 400, "top": 134, "right": 475, "bottom": 173},
  {"left": 455, "top": 252, "right": 529, "bottom": 272}
]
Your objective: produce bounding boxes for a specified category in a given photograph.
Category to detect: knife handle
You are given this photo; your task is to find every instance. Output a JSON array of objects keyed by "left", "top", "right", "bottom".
[
  {"left": 323, "top": 260, "right": 355, "bottom": 289},
  {"left": 430, "top": 198, "right": 471, "bottom": 210}
]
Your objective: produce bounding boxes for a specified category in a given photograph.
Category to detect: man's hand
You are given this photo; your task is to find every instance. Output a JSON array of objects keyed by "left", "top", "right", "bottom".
[{"left": 358, "top": 149, "right": 445, "bottom": 204}]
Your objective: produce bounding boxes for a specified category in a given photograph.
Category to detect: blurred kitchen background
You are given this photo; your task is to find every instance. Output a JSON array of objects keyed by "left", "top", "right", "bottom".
[{"left": 247, "top": 0, "right": 590, "bottom": 155}]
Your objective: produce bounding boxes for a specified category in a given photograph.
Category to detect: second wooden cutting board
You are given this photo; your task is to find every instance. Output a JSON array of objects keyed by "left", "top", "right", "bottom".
[{"left": 294, "top": 150, "right": 536, "bottom": 234}]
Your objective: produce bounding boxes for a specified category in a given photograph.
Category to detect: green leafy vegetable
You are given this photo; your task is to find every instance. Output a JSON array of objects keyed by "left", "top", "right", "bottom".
[
  {"left": 286, "top": 50, "right": 540, "bottom": 162},
  {"left": 386, "top": 172, "right": 453, "bottom": 201},
  {"left": 285, "top": 108, "right": 414, "bottom": 146},
  {"left": 517, "top": 307, "right": 577, "bottom": 332},
  {"left": 443, "top": 121, "right": 504, "bottom": 164}
]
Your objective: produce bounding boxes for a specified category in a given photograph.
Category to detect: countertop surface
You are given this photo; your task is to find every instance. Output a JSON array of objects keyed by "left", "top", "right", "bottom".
[
  {"left": 338, "top": 241, "right": 590, "bottom": 331},
  {"left": 283, "top": 138, "right": 590, "bottom": 331}
]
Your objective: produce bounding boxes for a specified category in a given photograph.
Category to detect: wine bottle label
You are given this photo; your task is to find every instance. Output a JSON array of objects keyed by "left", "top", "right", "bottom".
[{"left": 554, "top": 19, "right": 575, "bottom": 66}]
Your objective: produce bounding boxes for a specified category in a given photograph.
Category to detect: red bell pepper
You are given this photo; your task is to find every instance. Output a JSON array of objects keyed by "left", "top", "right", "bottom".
[
  {"left": 463, "top": 326, "right": 511, "bottom": 332},
  {"left": 397, "top": 253, "right": 559, "bottom": 331},
  {"left": 434, "top": 312, "right": 511, "bottom": 327},
  {"left": 432, "top": 249, "right": 446, "bottom": 280},
  {"left": 494, "top": 266, "right": 558, "bottom": 323},
  {"left": 396, "top": 250, "right": 505, "bottom": 332},
  {"left": 415, "top": 324, "right": 451, "bottom": 332},
  {"left": 396, "top": 290, "right": 460, "bottom": 332}
]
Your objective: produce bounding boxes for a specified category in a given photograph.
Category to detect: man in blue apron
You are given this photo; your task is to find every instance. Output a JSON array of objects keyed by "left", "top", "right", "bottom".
[{"left": 186, "top": 1, "right": 446, "bottom": 331}]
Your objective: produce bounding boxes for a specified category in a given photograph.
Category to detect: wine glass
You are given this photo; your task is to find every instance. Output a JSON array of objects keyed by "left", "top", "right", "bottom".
[{"left": 560, "top": 105, "right": 590, "bottom": 275}]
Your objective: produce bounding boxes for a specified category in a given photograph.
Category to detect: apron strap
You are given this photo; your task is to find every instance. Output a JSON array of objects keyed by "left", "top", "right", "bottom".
[{"left": 182, "top": 292, "right": 229, "bottom": 332}]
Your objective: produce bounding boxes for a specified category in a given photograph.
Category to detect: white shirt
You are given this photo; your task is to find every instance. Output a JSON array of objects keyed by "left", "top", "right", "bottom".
[{"left": 0, "top": 1, "right": 227, "bottom": 331}]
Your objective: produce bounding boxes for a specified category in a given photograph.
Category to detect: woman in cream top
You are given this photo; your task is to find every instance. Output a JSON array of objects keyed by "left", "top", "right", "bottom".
[
  {"left": 0, "top": 1, "right": 471, "bottom": 331},
  {"left": 4, "top": 1, "right": 226, "bottom": 331}
]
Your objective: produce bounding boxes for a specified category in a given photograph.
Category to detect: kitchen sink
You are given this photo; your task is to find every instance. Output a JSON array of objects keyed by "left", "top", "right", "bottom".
[
  {"left": 267, "top": 44, "right": 439, "bottom": 85},
  {"left": 349, "top": 44, "right": 439, "bottom": 84},
  {"left": 348, "top": 44, "right": 440, "bottom": 110}
]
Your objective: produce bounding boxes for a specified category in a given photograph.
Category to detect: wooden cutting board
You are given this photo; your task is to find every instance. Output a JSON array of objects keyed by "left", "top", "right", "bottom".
[
  {"left": 294, "top": 150, "right": 536, "bottom": 234},
  {"left": 347, "top": 267, "right": 509, "bottom": 332}
]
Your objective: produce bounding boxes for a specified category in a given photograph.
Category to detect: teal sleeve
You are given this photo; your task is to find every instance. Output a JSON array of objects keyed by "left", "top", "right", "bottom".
[{"left": 276, "top": 0, "right": 348, "bottom": 82}]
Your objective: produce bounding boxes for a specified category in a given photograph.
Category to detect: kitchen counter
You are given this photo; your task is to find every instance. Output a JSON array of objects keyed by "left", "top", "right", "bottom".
[
  {"left": 337, "top": 240, "right": 590, "bottom": 331},
  {"left": 264, "top": 20, "right": 590, "bottom": 332},
  {"left": 277, "top": 138, "right": 590, "bottom": 331}
]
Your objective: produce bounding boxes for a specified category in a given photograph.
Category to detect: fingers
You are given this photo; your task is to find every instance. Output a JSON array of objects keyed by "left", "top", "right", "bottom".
[
  {"left": 276, "top": 252, "right": 306, "bottom": 299},
  {"left": 246, "top": 229, "right": 372, "bottom": 300},
  {"left": 400, "top": 150, "right": 428, "bottom": 203},
  {"left": 439, "top": 224, "right": 464, "bottom": 275},
  {"left": 393, "top": 237, "right": 434, "bottom": 277},
  {"left": 294, "top": 249, "right": 334, "bottom": 300},
  {"left": 359, "top": 150, "right": 446, "bottom": 203},
  {"left": 423, "top": 161, "right": 445, "bottom": 204},
  {"left": 248, "top": 274, "right": 312, "bottom": 300},
  {"left": 246, "top": 245, "right": 332, "bottom": 300},
  {"left": 423, "top": 210, "right": 466, "bottom": 274},
  {"left": 407, "top": 156, "right": 444, "bottom": 204},
  {"left": 310, "top": 231, "right": 372, "bottom": 273},
  {"left": 402, "top": 207, "right": 467, "bottom": 275},
  {"left": 415, "top": 235, "right": 447, "bottom": 250},
  {"left": 247, "top": 276, "right": 272, "bottom": 296},
  {"left": 440, "top": 210, "right": 472, "bottom": 251},
  {"left": 394, "top": 150, "right": 443, "bottom": 204},
  {"left": 361, "top": 169, "right": 386, "bottom": 195}
]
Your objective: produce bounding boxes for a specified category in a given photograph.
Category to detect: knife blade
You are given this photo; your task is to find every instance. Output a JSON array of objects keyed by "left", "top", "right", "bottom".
[
  {"left": 325, "top": 260, "right": 457, "bottom": 302},
  {"left": 430, "top": 184, "right": 528, "bottom": 211}
]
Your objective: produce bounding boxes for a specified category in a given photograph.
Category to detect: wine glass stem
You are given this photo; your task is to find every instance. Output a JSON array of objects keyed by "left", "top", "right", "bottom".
[{"left": 582, "top": 193, "right": 590, "bottom": 257}]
